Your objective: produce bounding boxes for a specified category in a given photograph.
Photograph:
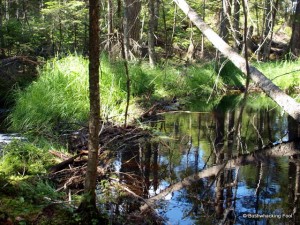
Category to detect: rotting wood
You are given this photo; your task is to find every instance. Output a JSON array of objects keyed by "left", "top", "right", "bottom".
[
  {"left": 173, "top": 0, "right": 300, "bottom": 123},
  {"left": 140, "top": 140, "right": 300, "bottom": 211}
]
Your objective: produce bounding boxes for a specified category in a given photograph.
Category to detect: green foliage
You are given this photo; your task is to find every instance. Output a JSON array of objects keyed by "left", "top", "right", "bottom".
[
  {"left": 9, "top": 55, "right": 223, "bottom": 134},
  {"left": 218, "top": 60, "right": 244, "bottom": 88},
  {"left": 0, "top": 175, "right": 67, "bottom": 224},
  {"left": 10, "top": 56, "right": 90, "bottom": 134},
  {"left": 16, "top": 178, "right": 61, "bottom": 203},
  {"left": 0, "top": 140, "right": 54, "bottom": 175},
  {"left": 254, "top": 59, "right": 300, "bottom": 93}
]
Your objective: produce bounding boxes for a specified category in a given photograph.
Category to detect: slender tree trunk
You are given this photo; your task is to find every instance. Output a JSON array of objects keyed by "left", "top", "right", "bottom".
[
  {"left": 220, "top": 0, "right": 230, "bottom": 42},
  {"left": 259, "top": 0, "right": 272, "bottom": 61},
  {"left": 290, "top": 0, "right": 300, "bottom": 57},
  {"left": 123, "top": 0, "right": 130, "bottom": 59},
  {"left": 233, "top": 0, "right": 240, "bottom": 50},
  {"left": 107, "top": 0, "right": 113, "bottom": 58},
  {"left": 5, "top": 0, "right": 8, "bottom": 20},
  {"left": 0, "top": 0, "right": 5, "bottom": 57},
  {"left": 123, "top": 0, "right": 141, "bottom": 59},
  {"left": 173, "top": 0, "right": 300, "bottom": 123},
  {"left": 200, "top": 0, "right": 205, "bottom": 58},
  {"left": 162, "top": 0, "right": 169, "bottom": 57},
  {"left": 154, "top": 0, "right": 160, "bottom": 32},
  {"left": 85, "top": 0, "right": 101, "bottom": 203},
  {"left": 125, "top": 0, "right": 141, "bottom": 41},
  {"left": 148, "top": 0, "right": 156, "bottom": 67},
  {"left": 77, "top": 0, "right": 103, "bottom": 222},
  {"left": 120, "top": 34, "right": 130, "bottom": 127}
]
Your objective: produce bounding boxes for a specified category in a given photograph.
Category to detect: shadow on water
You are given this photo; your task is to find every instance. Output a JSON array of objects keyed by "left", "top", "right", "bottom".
[{"left": 108, "top": 94, "right": 300, "bottom": 224}]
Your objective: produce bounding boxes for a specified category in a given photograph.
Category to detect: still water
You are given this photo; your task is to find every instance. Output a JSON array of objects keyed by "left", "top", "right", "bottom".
[{"left": 112, "top": 94, "right": 300, "bottom": 225}]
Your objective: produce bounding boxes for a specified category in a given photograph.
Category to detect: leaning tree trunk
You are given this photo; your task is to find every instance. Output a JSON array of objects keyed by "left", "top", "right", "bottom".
[{"left": 173, "top": 0, "right": 300, "bottom": 123}]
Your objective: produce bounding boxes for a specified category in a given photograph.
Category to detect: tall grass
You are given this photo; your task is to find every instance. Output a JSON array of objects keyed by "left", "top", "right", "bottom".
[
  {"left": 9, "top": 56, "right": 90, "bottom": 134},
  {"left": 254, "top": 59, "right": 300, "bottom": 92},
  {"left": 8, "top": 55, "right": 233, "bottom": 135}
]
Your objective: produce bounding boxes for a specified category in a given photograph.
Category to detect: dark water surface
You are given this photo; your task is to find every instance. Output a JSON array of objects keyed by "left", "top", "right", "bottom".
[{"left": 112, "top": 94, "right": 300, "bottom": 225}]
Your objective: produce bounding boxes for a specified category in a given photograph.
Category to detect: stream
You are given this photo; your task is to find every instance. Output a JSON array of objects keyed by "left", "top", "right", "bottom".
[
  {"left": 111, "top": 94, "right": 300, "bottom": 224},
  {"left": 1, "top": 94, "right": 299, "bottom": 224},
  {"left": 0, "top": 108, "right": 25, "bottom": 154}
]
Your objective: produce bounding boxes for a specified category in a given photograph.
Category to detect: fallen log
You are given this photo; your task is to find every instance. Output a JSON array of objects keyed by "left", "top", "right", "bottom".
[
  {"left": 173, "top": 0, "right": 300, "bottom": 123},
  {"left": 49, "top": 154, "right": 81, "bottom": 173}
]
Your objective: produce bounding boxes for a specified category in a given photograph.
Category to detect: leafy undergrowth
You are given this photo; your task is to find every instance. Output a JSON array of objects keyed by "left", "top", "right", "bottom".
[
  {"left": 0, "top": 173, "right": 77, "bottom": 225},
  {"left": 0, "top": 139, "right": 75, "bottom": 224}
]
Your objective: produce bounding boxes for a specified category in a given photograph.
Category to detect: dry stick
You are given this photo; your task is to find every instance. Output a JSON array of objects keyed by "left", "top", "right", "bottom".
[
  {"left": 120, "top": 31, "right": 130, "bottom": 128},
  {"left": 48, "top": 154, "right": 81, "bottom": 173}
]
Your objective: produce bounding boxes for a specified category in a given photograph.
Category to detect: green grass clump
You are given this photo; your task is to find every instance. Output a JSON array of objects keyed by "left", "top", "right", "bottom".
[
  {"left": 0, "top": 140, "right": 54, "bottom": 175},
  {"left": 218, "top": 60, "right": 244, "bottom": 88},
  {"left": 9, "top": 55, "right": 228, "bottom": 134},
  {"left": 254, "top": 59, "right": 300, "bottom": 92},
  {"left": 10, "top": 56, "right": 90, "bottom": 134}
]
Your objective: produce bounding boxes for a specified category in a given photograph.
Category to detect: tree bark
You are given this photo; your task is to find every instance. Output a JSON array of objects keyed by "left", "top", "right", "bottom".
[
  {"left": 233, "top": 0, "right": 240, "bottom": 50},
  {"left": 220, "top": 0, "right": 230, "bottom": 42},
  {"left": 77, "top": 0, "right": 102, "bottom": 221},
  {"left": 148, "top": 0, "right": 156, "bottom": 67},
  {"left": 0, "top": 0, "right": 5, "bottom": 57},
  {"left": 107, "top": 0, "right": 113, "bottom": 58},
  {"left": 173, "top": 0, "right": 300, "bottom": 123},
  {"left": 123, "top": 0, "right": 141, "bottom": 60},
  {"left": 125, "top": 0, "right": 141, "bottom": 41},
  {"left": 290, "top": 0, "right": 300, "bottom": 57},
  {"left": 259, "top": 0, "right": 272, "bottom": 61}
]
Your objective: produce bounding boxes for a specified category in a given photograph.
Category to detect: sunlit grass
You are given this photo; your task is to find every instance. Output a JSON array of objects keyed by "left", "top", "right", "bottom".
[
  {"left": 9, "top": 56, "right": 90, "bottom": 134},
  {"left": 9, "top": 55, "right": 226, "bottom": 134},
  {"left": 254, "top": 59, "right": 300, "bottom": 92}
]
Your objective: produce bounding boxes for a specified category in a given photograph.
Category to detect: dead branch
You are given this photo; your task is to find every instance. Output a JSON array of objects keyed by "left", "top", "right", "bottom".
[{"left": 48, "top": 154, "right": 81, "bottom": 173}]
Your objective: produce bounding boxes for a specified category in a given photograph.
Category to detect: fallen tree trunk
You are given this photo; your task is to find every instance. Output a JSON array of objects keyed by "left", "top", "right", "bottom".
[
  {"left": 140, "top": 140, "right": 300, "bottom": 211},
  {"left": 173, "top": 0, "right": 300, "bottom": 123}
]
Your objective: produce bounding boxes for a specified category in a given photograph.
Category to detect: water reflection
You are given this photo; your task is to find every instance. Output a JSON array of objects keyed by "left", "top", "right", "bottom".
[{"left": 114, "top": 95, "right": 300, "bottom": 224}]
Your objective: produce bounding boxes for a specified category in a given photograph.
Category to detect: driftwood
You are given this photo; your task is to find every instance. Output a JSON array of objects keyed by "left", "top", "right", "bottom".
[
  {"left": 174, "top": 0, "right": 300, "bottom": 123},
  {"left": 140, "top": 140, "right": 300, "bottom": 211}
]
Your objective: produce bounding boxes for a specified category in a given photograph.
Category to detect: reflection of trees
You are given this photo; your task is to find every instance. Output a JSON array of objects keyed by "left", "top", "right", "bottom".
[
  {"left": 118, "top": 95, "right": 300, "bottom": 223},
  {"left": 213, "top": 106, "right": 225, "bottom": 219},
  {"left": 288, "top": 156, "right": 300, "bottom": 223}
]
